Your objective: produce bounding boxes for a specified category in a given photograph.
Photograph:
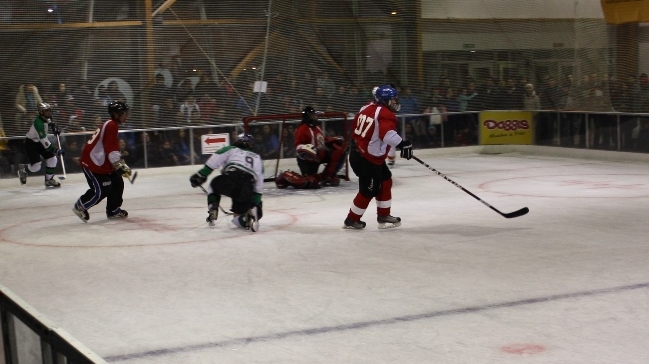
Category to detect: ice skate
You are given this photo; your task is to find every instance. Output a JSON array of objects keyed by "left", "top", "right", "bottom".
[
  {"left": 206, "top": 208, "right": 218, "bottom": 227},
  {"left": 18, "top": 164, "right": 27, "bottom": 185},
  {"left": 44, "top": 177, "right": 61, "bottom": 188},
  {"left": 247, "top": 207, "right": 259, "bottom": 232},
  {"left": 72, "top": 204, "right": 89, "bottom": 223},
  {"left": 377, "top": 215, "right": 401, "bottom": 229},
  {"left": 343, "top": 217, "right": 366, "bottom": 230},
  {"left": 107, "top": 208, "right": 128, "bottom": 219}
]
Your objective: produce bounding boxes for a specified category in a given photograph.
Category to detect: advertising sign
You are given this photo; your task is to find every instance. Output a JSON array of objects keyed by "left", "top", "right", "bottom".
[
  {"left": 479, "top": 111, "right": 534, "bottom": 145},
  {"left": 601, "top": 0, "right": 649, "bottom": 24},
  {"left": 201, "top": 133, "right": 230, "bottom": 154}
]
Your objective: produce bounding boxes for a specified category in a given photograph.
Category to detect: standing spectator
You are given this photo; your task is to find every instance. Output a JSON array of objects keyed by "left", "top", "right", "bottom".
[
  {"left": 523, "top": 83, "right": 541, "bottom": 110},
  {"left": 198, "top": 93, "right": 218, "bottom": 124},
  {"left": 343, "top": 85, "right": 412, "bottom": 230},
  {"left": 260, "top": 124, "right": 279, "bottom": 160},
  {"left": 316, "top": 72, "right": 336, "bottom": 97},
  {"left": 150, "top": 73, "right": 172, "bottom": 124},
  {"left": 72, "top": 101, "right": 133, "bottom": 222},
  {"left": 17, "top": 102, "right": 62, "bottom": 187},
  {"left": 14, "top": 81, "right": 43, "bottom": 129},
  {"left": 73, "top": 80, "right": 94, "bottom": 109},
  {"left": 179, "top": 93, "right": 201, "bottom": 124},
  {"left": 475, "top": 78, "right": 498, "bottom": 110},
  {"left": 280, "top": 124, "right": 296, "bottom": 158}
]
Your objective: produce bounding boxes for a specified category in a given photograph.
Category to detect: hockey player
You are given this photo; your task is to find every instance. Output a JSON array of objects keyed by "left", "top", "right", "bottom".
[
  {"left": 72, "top": 101, "right": 133, "bottom": 222},
  {"left": 344, "top": 85, "right": 413, "bottom": 230},
  {"left": 18, "top": 102, "right": 63, "bottom": 187},
  {"left": 275, "top": 106, "right": 348, "bottom": 189},
  {"left": 189, "top": 133, "right": 264, "bottom": 231}
]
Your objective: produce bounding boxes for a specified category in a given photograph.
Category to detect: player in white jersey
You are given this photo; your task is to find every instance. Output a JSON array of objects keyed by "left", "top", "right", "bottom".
[
  {"left": 18, "top": 102, "right": 63, "bottom": 187},
  {"left": 190, "top": 133, "right": 264, "bottom": 231}
]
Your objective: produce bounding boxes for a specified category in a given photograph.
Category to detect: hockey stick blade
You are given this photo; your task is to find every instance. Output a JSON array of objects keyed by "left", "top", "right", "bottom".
[
  {"left": 57, "top": 176, "right": 66, "bottom": 180},
  {"left": 128, "top": 171, "right": 138, "bottom": 184},
  {"left": 501, "top": 207, "right": 529, "bottom": 219}
]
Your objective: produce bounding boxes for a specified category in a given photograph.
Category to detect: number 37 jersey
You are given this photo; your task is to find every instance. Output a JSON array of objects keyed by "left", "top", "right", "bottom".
[{"left": 351, "top": 103, "right": 403, "bottom": 165}]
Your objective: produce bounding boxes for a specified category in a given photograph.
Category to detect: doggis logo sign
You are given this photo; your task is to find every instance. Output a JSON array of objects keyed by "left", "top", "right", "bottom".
[
  {"left": 479, "top": 111, "right": 534, "bottom": 145},
  {"left": 483, "top": 119, "right": 530, "bottom": 131}
]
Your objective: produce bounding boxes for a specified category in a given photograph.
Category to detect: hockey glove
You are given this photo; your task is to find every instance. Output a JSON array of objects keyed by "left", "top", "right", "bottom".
[
  {"left": 296, "top": 144, "right": 320, "bottom": 163},
  {"left": 56, "top": 147, "right": 65, "bottom": 156},
  {"left": 397, "top": 139, "right": 413, "bottom": 160},
  {"left": 112, "top": 159, "right": 132, "bottom": 178},
  {"left": 190, "top": 172, "right": 208, "bottom": 187},
  {"left": 51, "top": 123, "right": 61, "bottom": 136}
]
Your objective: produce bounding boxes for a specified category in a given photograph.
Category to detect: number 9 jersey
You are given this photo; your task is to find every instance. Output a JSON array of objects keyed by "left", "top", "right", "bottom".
[{"left": 351, "top": 102, "right": 403, "bottom": 165}]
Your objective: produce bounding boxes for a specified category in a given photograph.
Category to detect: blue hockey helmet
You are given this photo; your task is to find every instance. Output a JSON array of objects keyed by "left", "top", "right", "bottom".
[
  {"left": 235, "top": 133, "right": 254, "bottom": 150},
  {"left": 374, "top": 85, "right": 400, "bottom": 112}
]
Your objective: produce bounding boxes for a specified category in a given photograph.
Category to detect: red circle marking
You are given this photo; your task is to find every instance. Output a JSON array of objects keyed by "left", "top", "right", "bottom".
[
  {"left": 501, "top": 344, "right": 546, "bottom": 355},
  {"left": 0, "top": 207, "right": 298, "bottom": 248}
]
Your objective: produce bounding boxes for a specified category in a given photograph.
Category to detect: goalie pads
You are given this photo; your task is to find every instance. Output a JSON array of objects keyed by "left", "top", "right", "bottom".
[
  {"left": 296, "top": 144, "right": 320, "bottom": 163},
  {"left": 275, "top": 170, "right": 321, "bottom": 189}
]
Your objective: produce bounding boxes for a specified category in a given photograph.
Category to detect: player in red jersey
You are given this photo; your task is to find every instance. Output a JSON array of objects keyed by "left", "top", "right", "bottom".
[
  {"left": 343, "top": 85, "right": 412, "bottom": 229},
  {"left": 72, "top": 101, "right": 133, "bottom": 222},
  {"left": 275, "top": 106, "right": 348, "bottom": 189}
]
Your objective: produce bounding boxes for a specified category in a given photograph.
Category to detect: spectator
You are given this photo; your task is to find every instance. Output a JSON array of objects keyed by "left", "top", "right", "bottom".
[
  {"left": 171, "top": 129, "right": 192, "bottom": 165},
  {"left": 260, "top": 124, "right": 279, "bottom": 160},
  {"left": 14, "top": 82, "right": 43, "bottom": 129},
  {"left": 150, "top": 73, "right": 172, "bottom": 124},
  {"left": 198, "top": 93, "right": 218, "bottom": 124},
  {"left": 179, "top": 93, "right": 201, "bottom": 124},
  {"left": 118, "top": 138, "right": 137, "bottom": 166},
  {"left": 63, "top": 138, "right": 82, "bottom": 173},
  {"left": 316, "top": 72, "right": 336, "bottom": 97},
  {"left": 280, "top": 124, "right": 296, "bottom": 158},
  {"left": 523, "top": 84, "right": 541, "bottom": 110},
  {"left": 158, "top": 140, "right": 180, "bottom": 166}
]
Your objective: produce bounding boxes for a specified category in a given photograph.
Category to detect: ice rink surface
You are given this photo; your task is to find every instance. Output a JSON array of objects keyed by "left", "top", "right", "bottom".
[{"left": 1, "top": 147, "right": 649, "bottom": 363}]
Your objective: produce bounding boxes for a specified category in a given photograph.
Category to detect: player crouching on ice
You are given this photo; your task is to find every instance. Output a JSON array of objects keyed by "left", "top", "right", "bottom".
[
  {"left": 18, "top": 102, "right": 64, "bottom": 187},
  {"left": 275, "top": 106, "right": 349, "bottom": 189},
  {"left": 190, "top": 133, "right": 264, "bottom": 232}
]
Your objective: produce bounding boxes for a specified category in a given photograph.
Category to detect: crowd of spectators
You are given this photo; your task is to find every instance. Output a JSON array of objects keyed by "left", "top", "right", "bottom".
[{"left": 3, "top": 68, "right": 649, "bottom": 178}]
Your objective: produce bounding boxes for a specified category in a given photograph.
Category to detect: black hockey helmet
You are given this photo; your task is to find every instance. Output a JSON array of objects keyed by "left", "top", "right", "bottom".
[
  {"left": 108, "top": 101, "right": 130, "bottom": 118},
  {"left": 235, "top": 133, "right": 254, "bottom": 150},
  {"left": 301, "top": 106, "right": 318, "bottom": 126},
  {"left": 37, "top": 102, "right": 52, "bottom": 116}
]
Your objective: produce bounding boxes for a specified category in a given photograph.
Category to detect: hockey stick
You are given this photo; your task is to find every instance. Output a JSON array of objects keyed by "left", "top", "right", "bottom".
[
  {"left": 127, "top": 171, "right": 138, "bottom": 184},
  {"left": 412, "top": 155, "right": 529, "bottom": 219},
  {"left": 55, "top": 135, "right": 66, "bottom": 180},
  {"left": 198, "top": 185, "right": 233, "bottom": 215}
]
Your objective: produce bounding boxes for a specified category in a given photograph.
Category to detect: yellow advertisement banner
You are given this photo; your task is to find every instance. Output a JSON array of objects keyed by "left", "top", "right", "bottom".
[
  {"left": 601, "top": 0, "right": 649, "bottom": 24},
  {"left": 479, "top": 111, "right": 534, "bottom": 145}
]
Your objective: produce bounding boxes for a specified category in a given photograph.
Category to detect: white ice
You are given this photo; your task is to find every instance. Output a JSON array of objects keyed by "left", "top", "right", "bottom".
[{"left": 1, "top": 147, "right": 649, "bottom": 364}]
